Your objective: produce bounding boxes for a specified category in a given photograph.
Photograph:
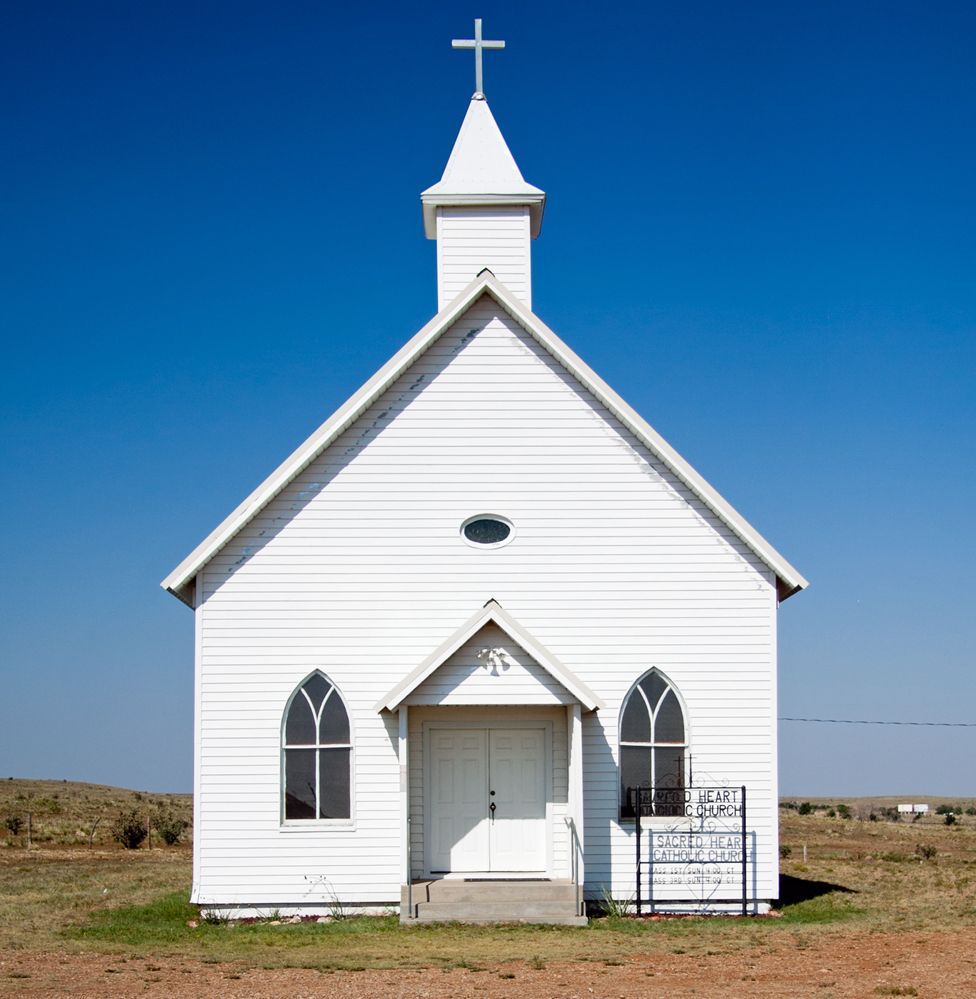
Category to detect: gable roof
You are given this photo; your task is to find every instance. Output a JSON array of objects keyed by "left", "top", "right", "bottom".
[
  {"left": 421, "top": 95, "right": 545, "bottom": 238},
  {"left": 161, "top": 270, "right": 808, "bottom": 605},
  {"left": 375, "top": 600, "right": 602, "bottom": 713}
]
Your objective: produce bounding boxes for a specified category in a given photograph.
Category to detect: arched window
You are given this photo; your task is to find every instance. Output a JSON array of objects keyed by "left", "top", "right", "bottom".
[
  {"left": 282, "top": 672, "right": 351, "bottom": 821},
  {"left": 619, "top": 670, "right": 688, "bottom": 819}
]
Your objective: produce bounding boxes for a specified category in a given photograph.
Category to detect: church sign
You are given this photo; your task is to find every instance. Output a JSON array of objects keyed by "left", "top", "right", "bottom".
[{"left": 628, "top": 786, "right": 751, "bottom": 915}]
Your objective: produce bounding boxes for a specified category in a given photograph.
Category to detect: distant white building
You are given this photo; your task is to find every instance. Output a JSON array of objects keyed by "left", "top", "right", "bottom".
[
  {"left": 898, "top": 803, "right": 929, "bottom": 814},
  {"left": 162, "top": 27, "right": 807, "bottom": 922}
]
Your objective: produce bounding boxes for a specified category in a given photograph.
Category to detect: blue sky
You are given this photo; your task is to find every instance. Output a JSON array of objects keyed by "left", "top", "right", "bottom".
[{"left": 1, "top": 1, "right": 973, "bottom": 795}]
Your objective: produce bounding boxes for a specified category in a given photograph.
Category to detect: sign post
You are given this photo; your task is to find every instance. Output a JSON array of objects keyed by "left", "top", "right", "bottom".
[{"left": 740, "top": 785, "right": 747, "bottom": 916}]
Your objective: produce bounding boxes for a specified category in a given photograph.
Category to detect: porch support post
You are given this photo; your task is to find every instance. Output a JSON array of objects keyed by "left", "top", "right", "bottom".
[
  {"left": 568, "top": 703, "right": 584, "bottom": 904},
  {"left": 398, "top": 706, "right": 410, "bottom": 885}
]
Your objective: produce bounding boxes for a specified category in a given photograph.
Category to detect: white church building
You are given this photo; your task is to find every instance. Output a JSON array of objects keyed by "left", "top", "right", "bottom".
[{"left": 163, "top": 25, "right": 807, "bottom": 923}]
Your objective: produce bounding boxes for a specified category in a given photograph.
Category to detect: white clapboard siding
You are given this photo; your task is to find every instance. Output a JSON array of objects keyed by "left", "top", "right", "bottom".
[
  {"left": 194, "top": 295, "right": 780, "bottom": 907},
  {"left": 437, "top": 208, "right": 532, "bottom": 308}
]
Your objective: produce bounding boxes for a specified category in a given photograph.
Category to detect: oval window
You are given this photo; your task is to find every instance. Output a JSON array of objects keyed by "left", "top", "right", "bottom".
[{"left": 461, "top": 515, "right": 514, "bottom": 547}]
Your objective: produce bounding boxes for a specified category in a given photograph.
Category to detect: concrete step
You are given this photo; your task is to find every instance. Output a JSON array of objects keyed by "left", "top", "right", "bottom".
[
  {"left": 419, "top": 880, "right": 576, "bottom": 903},
  {"left": 402, "top": 880, "right": 586, "bottom": 925},
  {"left": 415, "top": 911, "right": 588, "bottom": 926}
]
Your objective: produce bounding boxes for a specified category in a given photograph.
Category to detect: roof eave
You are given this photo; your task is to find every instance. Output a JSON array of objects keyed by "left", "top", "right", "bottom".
[
  {"left": 160, "top": 276, "right": 501, "bottom": 602},
  {"left": 165, "top": 582, "right": 194, "bottom": 608},
  {"left": 776, "top": 578, "right": 808, "bottom": 603},
  {"left": 470, "top": 281, "right": 810, "bottom": 598},
  {"left": 421, "top": 193, "right": 546, "bottom": 239}
]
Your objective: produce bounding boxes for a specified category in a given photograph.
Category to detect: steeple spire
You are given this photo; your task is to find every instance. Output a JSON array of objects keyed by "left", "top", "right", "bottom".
[{"left": 422, "top": 94, "right": 545, "bottom": 309}]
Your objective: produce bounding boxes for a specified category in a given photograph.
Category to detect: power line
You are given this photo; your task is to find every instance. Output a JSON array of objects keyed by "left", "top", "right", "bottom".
[{"left": 780, "top": 717, "right": 976, "bottom": 728}]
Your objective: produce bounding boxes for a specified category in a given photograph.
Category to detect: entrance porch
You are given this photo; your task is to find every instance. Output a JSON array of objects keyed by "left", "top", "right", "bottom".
[
  {"left": 398, "top": 705, "right": 585, "bottom": 923},
  {"left": 374, "top": 600, "right": 599, "bottom": 923}
]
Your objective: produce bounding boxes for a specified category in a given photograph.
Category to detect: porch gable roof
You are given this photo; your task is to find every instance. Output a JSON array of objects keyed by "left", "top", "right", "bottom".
[{"left": 375, "top": 600, "right": 602, "bottom": 713}]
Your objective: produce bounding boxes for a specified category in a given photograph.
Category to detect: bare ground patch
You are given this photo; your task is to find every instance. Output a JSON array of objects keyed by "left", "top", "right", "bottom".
[{"left": 2, "top": 928, "right": 975, "bottom": 998}]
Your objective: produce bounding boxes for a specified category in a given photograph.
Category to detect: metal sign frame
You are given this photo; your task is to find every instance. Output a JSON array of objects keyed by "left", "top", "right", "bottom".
[{"left": 628, "top": 784, "right": 750, "bottom": 916}]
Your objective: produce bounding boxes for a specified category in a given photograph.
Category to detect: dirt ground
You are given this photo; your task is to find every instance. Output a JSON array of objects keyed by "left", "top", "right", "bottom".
[{"left": 3, "top": 927, "right": 975, "bottom": 998}]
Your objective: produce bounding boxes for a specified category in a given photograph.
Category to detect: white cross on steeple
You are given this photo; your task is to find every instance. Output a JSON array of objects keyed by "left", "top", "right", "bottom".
[{"left": 452, "top": 18, "right": 505, "bottom": 97}]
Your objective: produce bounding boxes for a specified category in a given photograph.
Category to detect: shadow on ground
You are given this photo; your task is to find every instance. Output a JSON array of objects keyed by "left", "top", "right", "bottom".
[{"left": 776, "top": 874, "right": 857, "bottom": 907}]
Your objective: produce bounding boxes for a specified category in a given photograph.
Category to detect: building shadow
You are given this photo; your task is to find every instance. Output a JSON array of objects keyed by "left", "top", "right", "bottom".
[{"left": 776, "top": 873, "right": 856, "bottom": 906}]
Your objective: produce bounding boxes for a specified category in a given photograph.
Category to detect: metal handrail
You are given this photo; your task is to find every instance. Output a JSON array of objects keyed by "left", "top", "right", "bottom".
[
  {"left": 566, "top": 816, "right": 583, "bottom": 916},
  {"left": 406, "top": 815, "right": 412, "bottom": 919}
]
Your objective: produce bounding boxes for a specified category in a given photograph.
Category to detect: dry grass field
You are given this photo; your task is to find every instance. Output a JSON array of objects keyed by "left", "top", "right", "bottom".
[
  {"left": 0, "top": 779, "right": 191, "bottom": 850},
  {"left": 1, "top": 783, "right": 975, "bottom": 996}
]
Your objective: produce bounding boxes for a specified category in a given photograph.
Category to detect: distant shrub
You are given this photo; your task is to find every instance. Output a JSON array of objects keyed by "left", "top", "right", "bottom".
[
  {"left": 798, "top": 802, "right": 813, "bottom": 816},
  {"left": 4, "top": 816, "right": 22, "bottom": 836},
  {"left": 779, "top": 844, "right": 792, "bottom": 859},
  {"left": 966, "top": 807, "right": 976, "bottom": 816},
  {"left": 944, "top": 813, "right": 957, "bottom": 827},
  {"left": 826, "top": 808, "right": 836, "bottom": 818},
  {"left": 781, "top": 801, "right": 799, "bottom": 812},
  {"left": 111, "top": 809, "right": 148, "bottom": 849},
  {"left": 915, "top": 844, "right": 937, "bottom": 861},
  {"left": 879, "top": 807, "right": 901, "bottom": 822},
  {"left": 869, "top": 812, "right": 878, "bottom": 822},
  {"left": 935, "top": 804, "right": 955, "bottom": 816},
  {"left": 153, "top": 810, "right": 189, "bottom": 846},
  {"left": 836, "top": 804, "right": 852, "bottom": 819}
]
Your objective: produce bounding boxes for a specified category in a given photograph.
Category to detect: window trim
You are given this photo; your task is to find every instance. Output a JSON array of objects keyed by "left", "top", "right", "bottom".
[
  {"left": 280, "top": 670, "right": 355, "bottom": 828},
  {"left": 460, "top": 513, "right": 516, "bottom": 549},
  {"left": 618, "top": 668, "right": 690, "bottom": 823}
]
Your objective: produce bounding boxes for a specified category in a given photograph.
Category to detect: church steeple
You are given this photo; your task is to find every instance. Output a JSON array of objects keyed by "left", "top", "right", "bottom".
[{"left": 422, "top": 22, "right": 545, "bottom": 310}]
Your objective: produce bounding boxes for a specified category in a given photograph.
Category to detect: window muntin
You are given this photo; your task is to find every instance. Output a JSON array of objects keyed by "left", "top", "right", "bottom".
[
  {"left": 460, "top": 514, "right": 514, "bottom": 547},
  {"left": 619, "top": 670, "right": 688, "bottom": 819},
  {"left": 283, "top": 673, "right": 351, "bottom": 821}
]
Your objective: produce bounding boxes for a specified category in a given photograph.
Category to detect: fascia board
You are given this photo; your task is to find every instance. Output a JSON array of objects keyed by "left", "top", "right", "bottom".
[
  {"left": 475, "top": 277, "right": 810, "bottom": 598},
  {"left": 160, "top": 274, "right": 502, "bottom": 602},
  {"left": 420, "top": 190, "right": 545, "bottom": 202},
  {"left": 421, "top": 194, "right": 546, "bottom": 239},
  {"left": 375, "top": 601, "right": 602, "bottom": 713}
]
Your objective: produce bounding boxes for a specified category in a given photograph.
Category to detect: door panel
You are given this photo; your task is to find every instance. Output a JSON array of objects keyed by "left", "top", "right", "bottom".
[
  {"left": 428, "top": 730, "right": 488, "bottom": 872},
  {"left": 489, "top": 729, "right": 547, "bottom": 872}
]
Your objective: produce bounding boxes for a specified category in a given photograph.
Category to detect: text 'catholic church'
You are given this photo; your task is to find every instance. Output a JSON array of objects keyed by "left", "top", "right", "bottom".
[{"left": 163, "top": 22, "right": 807, "bottom": 923}]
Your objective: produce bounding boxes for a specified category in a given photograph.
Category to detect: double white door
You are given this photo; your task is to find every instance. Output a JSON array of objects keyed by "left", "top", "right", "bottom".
[{"left": 428, "top": 727, "right": 547, "bottom": 873}]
